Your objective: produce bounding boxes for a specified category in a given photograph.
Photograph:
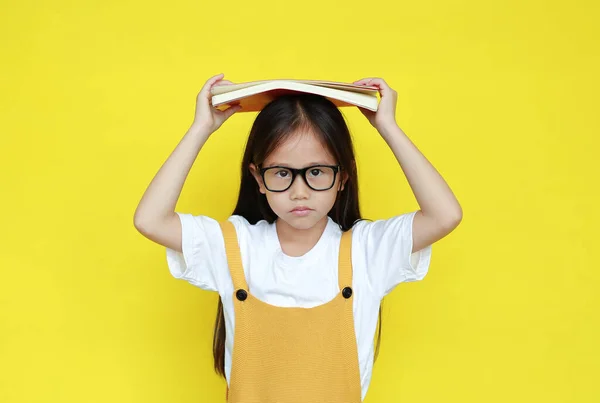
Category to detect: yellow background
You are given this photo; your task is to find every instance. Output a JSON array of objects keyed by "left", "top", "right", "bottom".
[{"left": 1, "top": 0, "right": 598, "bottom": 402}]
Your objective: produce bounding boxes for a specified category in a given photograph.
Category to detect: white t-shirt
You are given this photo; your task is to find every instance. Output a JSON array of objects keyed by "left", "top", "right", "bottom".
[{"left": 166, "top": 211, "right": 432, "bottom": 401}]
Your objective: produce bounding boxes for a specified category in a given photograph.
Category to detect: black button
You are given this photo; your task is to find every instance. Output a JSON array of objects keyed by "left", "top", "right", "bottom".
[
  {"left": 342, "top": 287, "right": 353, "bottom": 299},
  {"left": 236, "top": 289, "right": 248, "bottom": 301}
]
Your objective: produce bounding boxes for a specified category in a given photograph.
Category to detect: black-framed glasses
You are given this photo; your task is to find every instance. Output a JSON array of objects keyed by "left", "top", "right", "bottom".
[{"left": 258, "top": 164, "right": 340, "bottom": 192}]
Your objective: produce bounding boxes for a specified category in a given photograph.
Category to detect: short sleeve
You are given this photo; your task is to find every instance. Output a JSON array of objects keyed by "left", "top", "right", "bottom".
[
  {"left": 165, "top": 213, "right": 228, "bottom": 292},
  {"left": 353, "top": 211, "right": 432, "bottom": 298}
]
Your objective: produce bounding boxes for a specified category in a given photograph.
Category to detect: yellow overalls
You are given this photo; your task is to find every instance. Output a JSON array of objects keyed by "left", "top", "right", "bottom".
[{"left": 219, "top": 220, "right": 362, "bottom": 403}]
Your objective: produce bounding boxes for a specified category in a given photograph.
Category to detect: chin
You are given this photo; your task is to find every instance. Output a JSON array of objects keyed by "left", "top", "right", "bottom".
[{"left": 279, "top": 213, "right": 326, "bottom": 230}]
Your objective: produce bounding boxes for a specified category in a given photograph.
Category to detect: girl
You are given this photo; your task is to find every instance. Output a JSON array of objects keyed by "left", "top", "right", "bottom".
[{"left": 134, "top": 73, "right": 462, "bottom": 402}]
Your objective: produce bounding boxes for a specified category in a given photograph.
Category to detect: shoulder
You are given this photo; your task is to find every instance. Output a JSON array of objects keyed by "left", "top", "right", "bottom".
[
  {"left": 227, "top": 215, "right": 271, "bottom": 231},
  {"left": 226, "top": 215, "right": 274, "bottom": 244},
  {"left": 350, "top": 212, "right": 417, "bottom": 238},
  {"left": 176, "top": 212, "right": 221, "bottom": 236},
  {"left": 177, "top": 214, "right": 272, "bottom": 242},
  {"left": 349, "top": 211, "right": 431, "bottom": 296},
  {"left": 348, "top": 212, "right": 420, "bottom": 257}
]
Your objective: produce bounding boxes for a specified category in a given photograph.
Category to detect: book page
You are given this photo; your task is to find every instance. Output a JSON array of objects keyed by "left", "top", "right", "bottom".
[{"left": 210, "top": 79, "right": 378, "bottom": 96}]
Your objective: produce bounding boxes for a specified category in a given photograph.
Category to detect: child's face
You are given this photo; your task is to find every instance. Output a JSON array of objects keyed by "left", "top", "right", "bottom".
[{"left": 250, "top": 130, "right": 347, "bottom": 230}]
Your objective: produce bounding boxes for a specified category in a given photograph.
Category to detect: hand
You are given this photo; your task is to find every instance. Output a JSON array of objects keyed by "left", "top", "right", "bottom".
[
  {"left": 353, "top": 77, "right": 399, "bottom": 134},
  {"left": 191, "top": 73, "right": 242, "bottom": 134}
]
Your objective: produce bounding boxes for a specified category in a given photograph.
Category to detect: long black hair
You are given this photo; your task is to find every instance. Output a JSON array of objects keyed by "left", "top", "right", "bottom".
[{"left": 213, "top": 93, "right": 382, "bottom": 376}]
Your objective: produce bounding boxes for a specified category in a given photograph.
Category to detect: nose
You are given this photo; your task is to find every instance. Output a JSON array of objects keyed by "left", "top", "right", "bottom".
[{"left": 288, "top": 173, "right": 310, "bottom": 200}]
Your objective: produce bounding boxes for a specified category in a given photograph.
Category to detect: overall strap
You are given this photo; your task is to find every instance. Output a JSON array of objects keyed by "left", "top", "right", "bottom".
[
  {"left": 219, "top": 220, "right": 249, "bottom": 291},
  {"left": 338, "top": 229, "right": 353, "bottom": 290}
]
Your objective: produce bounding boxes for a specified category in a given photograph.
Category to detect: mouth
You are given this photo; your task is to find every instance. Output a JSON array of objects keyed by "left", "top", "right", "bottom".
[{"left": 290, "top": 207, "right": 313, "bottom": 216}]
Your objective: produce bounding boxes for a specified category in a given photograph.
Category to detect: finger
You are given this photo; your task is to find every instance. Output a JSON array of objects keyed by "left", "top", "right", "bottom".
[
  {"left": 214, "top": 80, "right": 235, "bottom": 86},
  {"left": 369, "top": 77, "right": 390, "bottom": 89},
  {"left": 362, "top": 78, "right": 393, "bottom": 95},
  {"left": 206, "top": 73, "right": 225, "bottom": 86},
  {"left": 365, "top": 78, "right": 387, "bottom": 86},
  {"left": 200, "top": 73, "right": 225, "bottom": 95},
  {"left": 353, "top": 78, "right": 374, "bottom": 85}
]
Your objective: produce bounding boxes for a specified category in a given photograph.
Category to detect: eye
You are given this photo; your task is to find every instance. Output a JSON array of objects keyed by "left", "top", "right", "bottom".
[
  {"left": 308, "top": 168, "right": 323, "bottom": 177},
  {"left": 275, "top": 169, "right": 290, "bottom": 178}
]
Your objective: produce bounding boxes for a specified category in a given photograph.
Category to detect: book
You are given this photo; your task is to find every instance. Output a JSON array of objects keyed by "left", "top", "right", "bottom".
[{"left": 210, "top": 79, "right": 380, "bottom": 112}]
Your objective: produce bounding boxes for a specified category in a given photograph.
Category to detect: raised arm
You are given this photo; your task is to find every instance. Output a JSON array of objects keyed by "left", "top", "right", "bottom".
[
  {"left": 353, "top": 77, "right": 463, "bottom": 253},
  {"left": 133, "top": 74, "right": 241, "bottom": 252}
]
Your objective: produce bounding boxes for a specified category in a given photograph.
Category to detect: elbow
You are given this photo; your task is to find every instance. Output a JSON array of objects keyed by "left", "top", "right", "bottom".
[
  {"left": 133, "top": 209, "right": 153, "bottom": 234},
  {"left": 133, "top": 208, "right": 143, "bottom": 229},
  {"left": 445, "top": 207, "right": 463, "bottom": 230},
  {"left": 133, "top": 215, "right": 158, "bottom": 241},
  {"left": 453, "top": 205, "right": 463, "bottom": 224},
  {"left": 433, "top": 206, "right": 462, "bottom": 232},
  {"left": 133, "top": 214, "right": 147, "bottom": 234}
]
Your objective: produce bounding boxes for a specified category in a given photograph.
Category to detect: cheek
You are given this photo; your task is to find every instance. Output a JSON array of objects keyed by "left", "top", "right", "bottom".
[
  {"left": 318, "top": 189, "right": 340, "bottom": 209},
  {"left": 265, "top": 192, "right": 287, "bottom": 210}
]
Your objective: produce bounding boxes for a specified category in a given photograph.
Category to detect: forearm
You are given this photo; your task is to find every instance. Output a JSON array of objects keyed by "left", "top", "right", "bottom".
[
  {"left": 380, "top": 123, "right": 462, "bottom": 224},
  {"left": 134, "top": 124, "right": 211, "bottom": 226}
]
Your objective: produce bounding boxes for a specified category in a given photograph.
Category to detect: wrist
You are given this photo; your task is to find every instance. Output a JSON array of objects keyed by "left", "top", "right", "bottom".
[
  {"left": 187, "top": 123, "right": 213, "bottom": 139},
  {"left": 378, "top": 122, "right": 403, "bottom": 139}
]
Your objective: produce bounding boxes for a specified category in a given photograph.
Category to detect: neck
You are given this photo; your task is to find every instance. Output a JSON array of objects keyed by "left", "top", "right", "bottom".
[{"left": 275, "top": 216, "right": 329, "bottom": 257}]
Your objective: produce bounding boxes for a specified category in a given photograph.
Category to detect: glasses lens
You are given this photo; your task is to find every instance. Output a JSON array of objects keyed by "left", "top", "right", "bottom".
[
  {"left": 305, "top": 166, "right": 336, "bottom": 190},
  {"left": 263, "top": 167, "right": 293, "bottom": 191}
]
